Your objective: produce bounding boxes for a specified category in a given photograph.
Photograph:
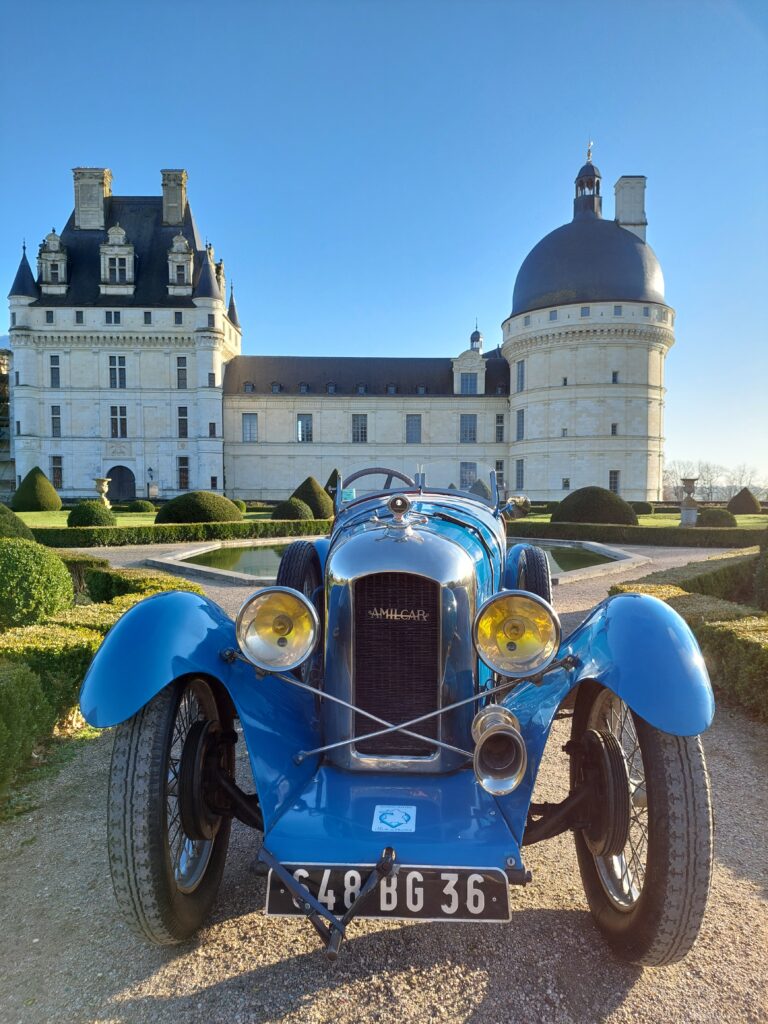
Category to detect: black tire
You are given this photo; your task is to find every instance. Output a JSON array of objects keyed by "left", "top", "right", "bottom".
[
  {"left": 276, "top": 541, "right": 323, "bottom": 684},
  {"left": 571, "top": 681, "right": 713, "bottom": 966},
  {"left": 516, "top": 545, "right": 553, "bottom": 604},
  {"left": 107, "top": 678, "right": 233, "bottom": 945}
]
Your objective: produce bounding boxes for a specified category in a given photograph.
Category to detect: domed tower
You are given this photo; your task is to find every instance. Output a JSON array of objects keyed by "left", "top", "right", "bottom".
[{"left": 501, "top": 151, "right": 674, "bottom": 501}]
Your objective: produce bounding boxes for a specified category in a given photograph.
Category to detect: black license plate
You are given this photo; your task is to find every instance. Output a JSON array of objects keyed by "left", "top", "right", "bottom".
[{"left": 266, "top": 864, "right": 510, "bottom": 922}]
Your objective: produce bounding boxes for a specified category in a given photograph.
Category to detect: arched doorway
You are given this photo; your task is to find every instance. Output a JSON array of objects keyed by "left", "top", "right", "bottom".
[{"left": 107, "top": 466, "right": 136, "bottom": 502}]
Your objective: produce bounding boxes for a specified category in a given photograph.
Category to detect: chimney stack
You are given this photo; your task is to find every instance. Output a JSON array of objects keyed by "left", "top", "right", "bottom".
[
  {"left": 72, "top": 168, "right": 112, "bottom": 230},
  {"left": 161, "top": 169, "right": 188, "bottom": 225},
  {"left": 614, "top": 176, "right": 647, "bottom": 241}
]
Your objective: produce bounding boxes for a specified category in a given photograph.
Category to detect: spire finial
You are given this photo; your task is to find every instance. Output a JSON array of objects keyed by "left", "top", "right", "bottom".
[
  {"left": 22, "top": 239, "right": 26, "bottom": 253},
  {"left": 587, "top": 138, "right": 594, "bottom": 162},
  {"left": 475, "top": 317, "right": 478, "bottom": 330}
]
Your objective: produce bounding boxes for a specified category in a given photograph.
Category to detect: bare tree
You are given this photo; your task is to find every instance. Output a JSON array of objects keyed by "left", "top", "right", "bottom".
[
  {"left": 663, "top": 460, "right": 697, "bottom": 501},
  {"left": 696, "top": 461, "right": 726, "bottom": 501},
  {"left": 722, "top": 464, "right": 758, "bottom": 500}
]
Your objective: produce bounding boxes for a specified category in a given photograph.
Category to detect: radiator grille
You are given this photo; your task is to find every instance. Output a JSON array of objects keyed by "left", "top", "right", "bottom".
[{"left": 353, "top": 572, "right": 440, "bottom": 756}]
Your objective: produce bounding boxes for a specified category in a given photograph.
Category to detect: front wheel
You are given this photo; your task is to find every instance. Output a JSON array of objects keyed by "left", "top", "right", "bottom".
[
  {"left": 571, "top": 681, "right": 713, "bottom": 965},
  {"left": 107, "top": 677, "right": 233, "bottom": 945}
]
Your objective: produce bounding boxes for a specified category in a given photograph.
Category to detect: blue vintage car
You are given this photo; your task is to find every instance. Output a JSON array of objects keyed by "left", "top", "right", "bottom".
[{"left": 80, "top": 464, "right": 714, "bottom": 965}]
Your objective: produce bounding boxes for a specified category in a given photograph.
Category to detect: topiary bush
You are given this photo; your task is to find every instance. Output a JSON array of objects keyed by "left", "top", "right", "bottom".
[
  {"left": 550, "top": 486, "right": 638, "bottom": 526},
  {"left": 11, "top": 467, "right": 62, "bottom": 512},
  {"left": 271, "top": 497, "right": 313, "bottom": 521},
  {"left": 67, "top": 500, "right": 118, "bottom": 528},
  {"left": 0, "top": 503, "right": 34, "bottom": 541},
  {"left": 292, "top": 477, "right": 334, "bottom": 518},
  {"left": 727, "top": 488, "right": 761, "bottom": 515},
  {"left": 232, "top": 499, "right": 247, "bottom": 513},
  {"left": 0, "top": 660, "right": 53, "bottom": 793},
  {"left": 469, "top": 479, "right": 492, "bottom": 500},
  {"left": 127, "top": 499, "right": 155, "bottom": 513},
  {"left": 630, "top": 501, "right": 654, "bottom": 515},
  {"left": 155, "top": 491, "right": 243, "bottom": 524},
  {"left": 698, "top": 507, "right": 737, "bottom": 528},
  {"left": 325, "top": 468, "right": 340, "bottom": 497},
  {"left": 0, "top": 539, "right": 74, "bottom": 629}
]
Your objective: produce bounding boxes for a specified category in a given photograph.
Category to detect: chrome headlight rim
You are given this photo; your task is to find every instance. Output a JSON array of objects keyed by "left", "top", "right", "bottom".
[
  {"left": 472, "top": 589, "right": 561, "bottom": 678},
  {"left": 235, "top": 585, "right": 320, "bottom": 673}
]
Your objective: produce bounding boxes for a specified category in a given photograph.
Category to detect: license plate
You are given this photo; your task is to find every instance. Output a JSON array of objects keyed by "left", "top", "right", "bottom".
[{"left": 266, "top": 864, "right": 511, "bottom": 922}]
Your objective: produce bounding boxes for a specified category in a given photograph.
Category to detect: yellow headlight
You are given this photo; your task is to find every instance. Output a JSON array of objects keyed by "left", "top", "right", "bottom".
[
  {"left": 473, "top": 591, "right": 560, "bottom": 677},
  {"left": 235, "top": 586, "right": 319, "bottom": 673}
]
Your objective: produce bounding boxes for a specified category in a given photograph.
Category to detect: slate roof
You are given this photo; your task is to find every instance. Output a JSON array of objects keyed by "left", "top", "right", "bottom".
[
  {"left": 8, "top": 248, "right": 39, "bottom": 299},
  {"left": 227, "top": 287, "right": 241, "bottom": 328},
  {"left": 194, "top": 249, "right": 222, "bottom": 300},
  {"left": 223, "top": 352, "right": 509, "bottom": 397},
  {"left": 27, "top": 197, "right": 208, "bottom": 308}
]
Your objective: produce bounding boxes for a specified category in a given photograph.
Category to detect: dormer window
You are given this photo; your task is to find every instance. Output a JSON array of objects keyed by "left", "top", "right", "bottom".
[
  {"left": 175, "top": 264, "right": 186, "bottom": 285},
  {"left": 299, "top": 382, "right": 309, "bottom": 394},
  {"left": 167, "top": 231, "right": 193, "bottom": 296},
  {"left": 417, "top": 383, "right": 427, "bottom": 395},
  {"left": 108, "top": 257, "right": 127, "bottom": 284},
  {"left": 100, "top": 223, "right": 135, "bottom": 294},
  {"left": 386, "top": 383, "right": 396, "bottom": 395},
  {"left": 356, "top": 383, "right": 367, "bottom": 395},
  {"left": 243, "top": 381, "right": 255, "bottom": 394},
  {"left": 50, "top": 263, "right": 60, "bottom": 283},
  {"left": 327, "top": 382, "right": 336, "bottom": 394},
  {"left": 271, "top": 382, "right": 281, "bottom": 394},
  {"left": 38, "top": 229, "right": 68, "bottom": 293}
]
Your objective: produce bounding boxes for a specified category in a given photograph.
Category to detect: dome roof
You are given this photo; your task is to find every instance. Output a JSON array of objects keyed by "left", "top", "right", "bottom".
[
  {"left": 512, "top": 216, "right": 665, "bottom": 316},
  {"left": 576, "top": 161, "right": 601, "bottom": 181}
]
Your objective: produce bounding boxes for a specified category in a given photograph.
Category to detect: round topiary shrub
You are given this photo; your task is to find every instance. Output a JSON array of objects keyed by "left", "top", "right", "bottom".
[
  {"left": 630, "top": 501, "right": 653, "bottom": 516},
  {"left": 698, "top": 507, "right": 737, "bottom": 528},
  {"left": 550, "top": 486, "right": 638, "bottom": 526},
  {"left": 67, "top": 501, "right": 118, "bottom": 527},
  {"left": 469, "top": 479, "right": 492, "bottom": 500},
  {"left": 0, "top": 503, "right": 34, "bottom": 541},
  {"left": 0, "top": 539, "right": 73, "bottom": 629},
  {"left": 232, "top": 499, "right": 247, "bottom": 513},
  {"left": 127, "top": 499, "right": 155, "bottom": 513},
  {"left": 291, "top": 477, "right": 334, "bottom": 518},
  {"left": 271, "top": 497, "right": 313, "bottom": 521},
  {"left": 11, "top": 467, "right": 62, "bottom": 512},
  {"left": 726, "top": 488, "right": 761, "bottom": 515},
  {"left": 155, "top": 491, "right": 243, "bottom": 524}
]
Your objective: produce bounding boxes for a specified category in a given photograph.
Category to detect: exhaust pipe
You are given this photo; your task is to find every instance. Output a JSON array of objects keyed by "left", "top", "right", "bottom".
[{"left": 472, "top": 705, "right": 527, "bottom": 796}]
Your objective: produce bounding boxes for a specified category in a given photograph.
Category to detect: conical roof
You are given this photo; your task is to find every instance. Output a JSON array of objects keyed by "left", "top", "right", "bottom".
[
  {"left": 194, "top": 248, "right": 222, "bottom": 300},
  {"left": 8, "top": 247, "right": 38, "bottom": 298},
  {"left": 227, "top": 286, "right": 241, "bottom": 328}
]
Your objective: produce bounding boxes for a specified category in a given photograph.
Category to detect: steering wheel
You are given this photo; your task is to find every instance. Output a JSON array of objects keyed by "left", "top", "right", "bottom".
[{"left": 342, "top": 467, "right": 416, "bottom": 490}]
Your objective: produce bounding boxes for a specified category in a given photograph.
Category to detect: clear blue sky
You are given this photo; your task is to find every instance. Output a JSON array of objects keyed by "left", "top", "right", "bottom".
[{"left": 1, "top": 0, "right": 766, "bottom": 476}]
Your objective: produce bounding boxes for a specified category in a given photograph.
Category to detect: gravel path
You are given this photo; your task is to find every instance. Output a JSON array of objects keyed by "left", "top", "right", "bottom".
[{"left": 0, "top": 543, "right": 766, "bottom": 1024}]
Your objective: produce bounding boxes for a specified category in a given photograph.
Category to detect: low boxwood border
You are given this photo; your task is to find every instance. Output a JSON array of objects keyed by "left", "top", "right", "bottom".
[
  {"left": 31, "top": 518, "right": 332, "bottom": 547},
  {"left": 506, "top": 520, "right": 762, "bottom": 548}
]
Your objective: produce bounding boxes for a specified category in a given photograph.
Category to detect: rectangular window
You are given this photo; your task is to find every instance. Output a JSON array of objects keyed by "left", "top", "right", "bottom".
[
  {"left": 515, "top": 458, "right": 524, "bottom": 490},
  {"left": 562, "top": 376, "right": 568, "bottom": 386},
  {"left": 50, "top": 263, "right": 59, "bottom": 283},
  {"left": 516, "top": 408, "right": 525, "bottom": 441},
  {"left": 549, "top": 310, "right": 558, "bottom": 322},
  {"left": 144, "top": 311, "right": 152, "bottom": 325},
  {"left": 109, "top": 355, "right": 126, "bottom": 389},
  {"left": 207, "top": 314, "right": 215, "bottom": 328},
  {"left": 176, "top": 265, "right": 186, "bottom": 285},
  {"left": 14, "top": 371, "right": 19, "bottom": 385},
  {"left": 110, "top": 405, "right": 127, "bottom": 439},
  {"left": 516, "top": 359, "right": 525, "bottom": 393},
  {"left": 580, "top": 306, "right": 590, "bottom": 317},
  {"left": 108, "top": 257, "right": 127, "bottom": 283},
  {"left": 50, "top": 355, "right": 60, "bottom": 389},
  {"left": 609, "top": 470, "right": 620, "bottom": 493},
  {"left": 611, "top": 422, "right": 618, "bottom": 435},
  {"left": 612, "top": 371, "right": 619, "bottom": 383},
  {"left": 50, "top": 456, "right": 63, "bottom": 490},
  {"left": 352, "top": 413, "right": 368, "bottom": 443},
  {"left": 459, "top": 413, "right": 477, "bottom": 443},
  {"left": 495, "top": 460, "right": 505, "bottom": 487},
  {"left": 210, "top": 476, "right": 218, "bottom": 490},
  {"left": 174, "top": 312, "right": 183, "bottom": 326},
  {"left": 460, "top": 461, "right": 477, "bottom": 490},
  {"left": 10, "top": 312, "right": 16, "bottom": 326},
  {"left": 613, "top": 305, "right": 622, "bottom": 316},
  {"left": 460, "top": 372, "right": 478, "bottom": 395},
  {"left": 297, "top": 413, "right": 313, "bottom": 443},
  {"left": 51, "top": 405, "right": 61, "bottom": 438},
  {"left": 405, "top": 413, "right": 421, "bottom": 443},
  {"left": 208, "top": 422, "right": 216, "bottom": 438},
  {"left": 45, "top": 310, "right": 54, "bottom": 324},
  {"left": 242, "top": 413, "right": 258, "bottom": 442},
  {"left": 105, "top": 310, "right": 121, "bottom": 325},
  {"left": 208, "top": 372, "right": 216, "bottom": 387},
  {"left": 643, "top": 306, "right": 650, "bottom": 318},
  {"left": 523, "top": 315, "right": 531, "bottom": 327},
  {"left": 495, "top": 414, "right": 505, "bottom": 443},
  {"left": 177, "top": 407, "right": 188, "bottom": 438},
  {"left": 562, "top": 477, "right": 570, "bottom": 490},
  {"left": 15, "top": 421, "right": 20, "bottom": 436},
  {"left": 75, "top": 310, "right": 84, "bottom": 324},
  {"left": 177, "top": 456, "right": 189, "bottom": 490},
  {"left": 176, "top": 356, "right": 187, "bottom": 390},
  {"left": 561, "top": 427, "right": 568, "bottom": 437}
]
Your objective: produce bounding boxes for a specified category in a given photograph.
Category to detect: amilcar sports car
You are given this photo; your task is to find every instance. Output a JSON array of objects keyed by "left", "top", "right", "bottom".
[{"left": 79, "top": 464, "right": 714, "bottom": 965}]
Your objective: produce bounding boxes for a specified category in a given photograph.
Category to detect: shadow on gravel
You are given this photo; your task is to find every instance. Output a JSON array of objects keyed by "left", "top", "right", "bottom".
[{"left": 92, "top": 910, "right": 642, "bottom": 1023}]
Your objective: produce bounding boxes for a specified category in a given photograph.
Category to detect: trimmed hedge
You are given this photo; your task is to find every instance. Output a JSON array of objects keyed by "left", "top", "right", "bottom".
[
  {"left": 0, "top": 503, "right": 34, "bottom": 541},
  {"left": 551, "top": 487, "right": 638, "bottom": 526},
  {"left": 127, "top": 499, "right": 155, "bottom": 513},
  {"left": 155, "top": 491, "right": 243, "bottom": 524},
  {"left": 31, "top": 518, "right": 332, "bottom": 547},
  {"left": 11, "top": 467, "right": 62, "bottom": 512},
  {"left": 67, "top": 500, "right": 118, "bottom": 528},
  {"left": 698, "top": 507, "right": 737, "bottom": 528},
  {"left": 232, "top": 499, "right": 247, "bottom": 513},
  {"left": 0, "top": 661, "right": 53, "bottom": 793},
  {"left": 0, "top": 539, "right": 74, "bottom": 629},
  {"left": 755, "top": 551, "right": 768, "bottom": 611},
  {"left": 727, "top": 488, "right": 761, "bottom": 515},
  {"left": 505, "top": 520, "right": 761, "bottom": 548},
  {"left": 630, "top": 501, "right": 653, "bottom": 515},
  {"left": 83, "top": 566, "right": 204, "bottom": 603},
  {"left": 271, "top": 497, "right": 314, "bottom": 521},
  {"left": 54, "top": 551, "right": 110, "bottom": 593},
  {"left": 696, "top": 617, "right": 768, "bottom": 721},
  {"left": 291, "top": 477, "right": 334, "bottom": 519}
]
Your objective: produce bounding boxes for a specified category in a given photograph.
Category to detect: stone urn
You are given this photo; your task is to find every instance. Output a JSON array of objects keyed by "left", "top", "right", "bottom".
[
  {"left": 680, "top": 477, "right": 698, "bottom": 527},
  {"left": 94, "top": 477, "right": 112, "bottom": 509}
]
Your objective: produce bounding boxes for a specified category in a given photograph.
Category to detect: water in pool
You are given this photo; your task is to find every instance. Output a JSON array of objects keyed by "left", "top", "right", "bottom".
[{"left": 182, "top": 541, "right": 615, "bottom": 577}]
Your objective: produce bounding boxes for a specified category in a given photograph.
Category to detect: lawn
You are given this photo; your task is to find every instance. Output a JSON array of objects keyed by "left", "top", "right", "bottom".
[
  {"left": 17, "top": 510, "right": 272, "bottom": 527},
  {"left": 521, "top": 512, "right": 766, "bottom": 530}
]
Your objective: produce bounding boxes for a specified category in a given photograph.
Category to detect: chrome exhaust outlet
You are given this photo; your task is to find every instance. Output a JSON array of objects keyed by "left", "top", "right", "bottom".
[{"left": 472, "top": 705, "right": 528, "bottom": 796}]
